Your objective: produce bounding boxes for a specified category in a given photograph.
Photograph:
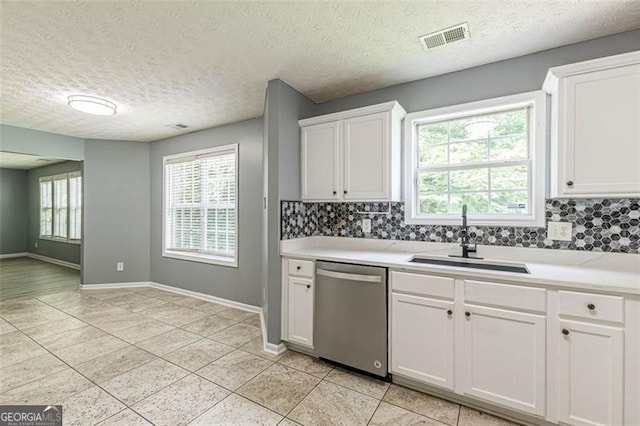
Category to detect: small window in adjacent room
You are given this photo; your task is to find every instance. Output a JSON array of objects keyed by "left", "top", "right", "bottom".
[
  {"left": 163, "top": 144, "right": 238, "bottom": 267},
  {"left": 39, "top": 171, "right": 82, "bottom": 242},
  {"left": 404, "top": 91, "right": 546, "bottom": 226}
]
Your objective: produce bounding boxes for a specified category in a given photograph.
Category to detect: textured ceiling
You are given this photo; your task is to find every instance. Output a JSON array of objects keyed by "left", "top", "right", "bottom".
[
  {"left": 1, "top": 1, "right": 639, "bottom": 142},
  {"left": 0, "top": 152, "right": 66, "bottom": 170}
]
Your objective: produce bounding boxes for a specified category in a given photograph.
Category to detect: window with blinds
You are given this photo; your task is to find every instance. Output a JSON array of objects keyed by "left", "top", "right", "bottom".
[
  {"left": 163, "top": 144, "right": 238, "bottom": 266},
  {"left": 39, "top": 171, "right": 82, "bottom": 242}
]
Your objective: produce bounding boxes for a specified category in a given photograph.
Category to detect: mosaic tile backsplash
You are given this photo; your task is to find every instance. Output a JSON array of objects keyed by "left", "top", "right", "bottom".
[{"left": 281, "top": 199, "right": 640, "bottom": 254}]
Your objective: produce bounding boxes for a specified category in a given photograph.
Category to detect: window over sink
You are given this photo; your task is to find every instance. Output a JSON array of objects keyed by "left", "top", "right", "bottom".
[{"left": 404, "top": 91, "right": 546, "bottom": 226}]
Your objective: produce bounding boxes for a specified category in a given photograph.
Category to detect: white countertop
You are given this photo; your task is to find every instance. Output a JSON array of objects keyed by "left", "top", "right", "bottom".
[{"left": 280, "top": 237, "right": 640, "bottom": 295}]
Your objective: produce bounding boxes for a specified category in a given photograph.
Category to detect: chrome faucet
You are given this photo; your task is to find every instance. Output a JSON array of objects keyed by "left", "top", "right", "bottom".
[{"left": 459, "top": 204, "right": 478, "bottom": 258}]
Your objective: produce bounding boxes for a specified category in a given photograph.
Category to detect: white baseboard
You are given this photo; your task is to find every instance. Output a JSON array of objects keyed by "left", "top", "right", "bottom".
[
  {"left": 257, "top": 306, "right": 286, "bottom": 356},
  {"left": 264, "top": 341, "right": 287, "bottom": 355},
  {"left": 0, "top": 252, "right": 28, "bottom": 259},
  {"left": 150, "top": 282, "right": 262, "bottom": 314},
  {"left": 80, "top": 282, "right": 152, "bottom": 290},
  {"left": 80, "top": 280, "right": 279, "bottom": 354},
  {"left": 27, "top": 253, "right": 81, "bottom": 270},
  {"left": 256, "top": 307, "right": 287, "bottom": 356}
]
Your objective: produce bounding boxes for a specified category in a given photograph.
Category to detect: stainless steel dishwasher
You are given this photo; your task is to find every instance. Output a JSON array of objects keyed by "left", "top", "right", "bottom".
[{"left": 314, "top": 261, "right": 388, "bottom": 378}]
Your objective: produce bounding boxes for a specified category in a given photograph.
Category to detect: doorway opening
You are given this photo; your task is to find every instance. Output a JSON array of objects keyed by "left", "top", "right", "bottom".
[{"left": 0, "top": 151, "right": 82, "bottom": 300}]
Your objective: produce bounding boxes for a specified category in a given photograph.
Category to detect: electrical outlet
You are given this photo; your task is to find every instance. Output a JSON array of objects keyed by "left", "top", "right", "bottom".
[
  {"left": 34, "top": 241, "right": 38, "bottom": 248},
  {"left": 362, "top": 218, "right": 372, "bottom": 233},
  {"left": 547, "top": 222, "right": 572, "bottom": 241},
  {"left": 116, "top": 262, "right": 124, "bottom": 272}
]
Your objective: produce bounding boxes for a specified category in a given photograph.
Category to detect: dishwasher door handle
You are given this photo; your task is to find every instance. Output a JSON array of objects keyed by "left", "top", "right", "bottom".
[{"left": 316, "top": 269, "right": 382, "bottom": 283}]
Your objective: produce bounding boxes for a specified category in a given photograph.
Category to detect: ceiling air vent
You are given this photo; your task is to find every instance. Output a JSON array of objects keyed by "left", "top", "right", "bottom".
[{"left": 419, "top": 22, "right": 470, "bottom": 50}]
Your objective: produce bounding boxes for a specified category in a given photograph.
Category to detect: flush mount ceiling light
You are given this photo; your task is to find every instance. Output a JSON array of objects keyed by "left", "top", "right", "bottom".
[{"left": 67, "top": 95, "right": 117, "bottom": 116}]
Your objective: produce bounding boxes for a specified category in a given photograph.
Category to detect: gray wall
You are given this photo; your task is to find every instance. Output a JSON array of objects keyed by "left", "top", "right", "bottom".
[
  {"left": 0, "top": 124, "right": 84, "bottom": 160},
  {"left": 83, "top": 139, "right": 150, "bottom": 284},
  {"left": 0, "top": 168, "right": 28, "bottom": 254},
  {"left": 150, "top": 118, "right": 263, "bottom": 306},
  {"left": 315, "top": 30, "right": 640, "bottom": 116},
  {"left": 262, "top": 80, "right": 317, "bottom": 343},
  {"left": 27, "top": 161, "right": 82, "bottom": 264}
]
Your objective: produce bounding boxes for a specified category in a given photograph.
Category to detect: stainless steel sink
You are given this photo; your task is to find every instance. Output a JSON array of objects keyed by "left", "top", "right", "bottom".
[{"left": 409, "top": 256, "right": 530, "bottom": 274}]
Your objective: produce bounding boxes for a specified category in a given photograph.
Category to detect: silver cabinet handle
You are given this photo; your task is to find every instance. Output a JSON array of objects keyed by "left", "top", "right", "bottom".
[{"left": 316, "top": 269, "right": 382, "bottom": 283}]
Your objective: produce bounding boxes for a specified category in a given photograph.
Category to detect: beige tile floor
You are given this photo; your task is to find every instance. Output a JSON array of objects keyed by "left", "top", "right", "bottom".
[{"left": 0, "top": 287, "right": 521, "bottom": 425}]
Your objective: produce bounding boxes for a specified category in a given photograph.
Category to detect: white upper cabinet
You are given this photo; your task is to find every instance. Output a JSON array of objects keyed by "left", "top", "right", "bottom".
[
  {"left": 544, "top": 51, "right": 640, "bottom": 198},
  {"left": 301, "top": 121, "right": 340, "bottom": 200},
  {"left": 343, "top": 112, "right": 389, "bottom": 200},
  {"left": 299, "top": 101, "right": 406, "bottom": 202}
]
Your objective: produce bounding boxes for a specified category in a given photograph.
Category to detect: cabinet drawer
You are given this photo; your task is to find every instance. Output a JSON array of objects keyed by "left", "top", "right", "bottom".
[
  {"left": 391, "top": 271, "right": 454, "bottom": 299},
  {"left": 464, "top": 280, "right": 546, "bottom": 313},
  {"left": 558, "top": 290, "right": 624, "bottom": 323},
  {"left": 288, "top": 259, "right": 314, "bottom": 278}
]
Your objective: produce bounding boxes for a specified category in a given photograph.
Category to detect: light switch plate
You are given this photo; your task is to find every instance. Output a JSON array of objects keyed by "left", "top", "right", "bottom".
[
  {"left": 362, "top": 218, "right": 372, "bottom": 233},
  {"left": 547, "top": 222, "right": 572, "bottom": 241}
]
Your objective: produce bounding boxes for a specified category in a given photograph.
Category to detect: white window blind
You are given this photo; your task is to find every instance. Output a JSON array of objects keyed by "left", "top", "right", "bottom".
[
  {"left": 53, "top": 176, "right": 68, "bottom": 239},
  {"left": 39, "top": 172, "right": 82, "bottom": 242},
  {"left": 69, "top": 172, "right": 82, "bottom": 240},
  {"left": 164, "top": 144, "right": 238, "bottom": 265},
  {"left": 40, "top": 178, "right": 53, "bottom": 237}
]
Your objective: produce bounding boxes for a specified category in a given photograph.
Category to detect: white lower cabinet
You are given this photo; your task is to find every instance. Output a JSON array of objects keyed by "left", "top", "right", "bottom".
[
  {"left": 281, "top": 258, "right": 314, "bottom": 349},
  {"left": 557, "top": 320, "right": 624, "bottom": 426},
  {"left": 390, "top": 271, "right": 547, "bottom": 420},
  {"left": 287, "top": 277, "right": 314, "bottom": 347},
  {"left": 461, "top": 305, "right": 546, "bottom": 416},
  {"left": 390, "top": 270, "right": 639, "bottom": 425},
  {"left": 391, "top": 293, "right": 454, "bottom": 390}
]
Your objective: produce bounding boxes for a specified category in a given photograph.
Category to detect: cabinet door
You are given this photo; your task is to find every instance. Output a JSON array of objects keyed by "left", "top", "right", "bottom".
[
  {"left": 287, "top": 277, "right": 314, "bottom": 348},
  {"left": 558, "top": 64, "right": 640, "bottom": 197},
  {"left": 462, "top": 305, "right": 546, "bottom": 416},
  {"left": 557, "top": 320, "right": 623, "bottom": 426},
  {"left": 301, "top": 122, "right": 340, "bottom": 200},
  {"left": 343, "top": 112, "right": 389, "bottom": 200},
  {"left": 391, "top": 293, "right": 454, "bottom": 390}
]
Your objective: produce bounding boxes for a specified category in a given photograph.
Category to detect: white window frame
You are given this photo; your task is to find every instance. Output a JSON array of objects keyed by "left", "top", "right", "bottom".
[
  {"left": 39, "top": 171, "right": 82, "bottom": 244},
  {"left": 162, "top": 144, "right": 239, "bottom": 268},
  {"left": 403, "top": 91, "right": 546, "bottom": 227}
]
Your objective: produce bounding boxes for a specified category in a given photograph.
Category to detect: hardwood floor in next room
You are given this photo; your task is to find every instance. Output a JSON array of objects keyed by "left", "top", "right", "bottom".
[
  {"left": 0, "top": 286, "right": 520, "bottom": 425},
  {"left": 0, "top": 257, "right": 80, "bottom": 300}
]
